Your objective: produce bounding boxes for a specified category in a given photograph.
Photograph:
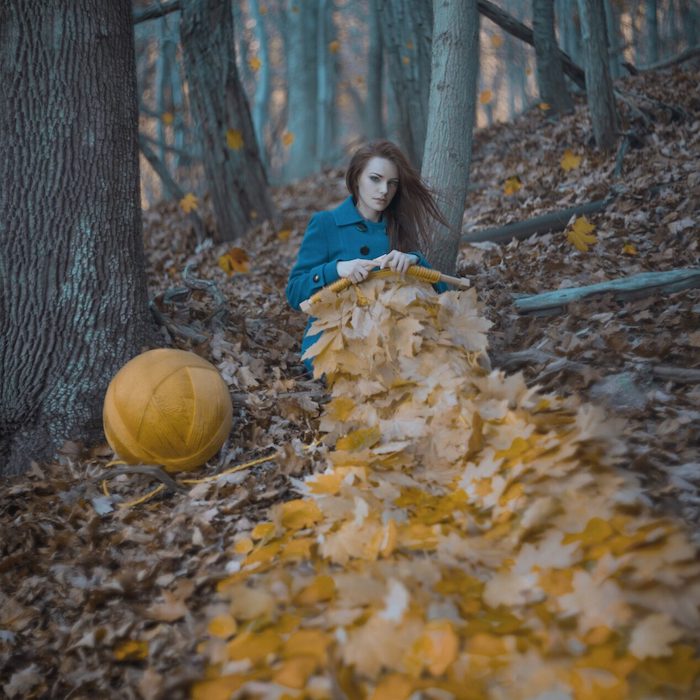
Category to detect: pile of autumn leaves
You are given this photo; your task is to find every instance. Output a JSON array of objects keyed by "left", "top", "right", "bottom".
[{"left": 194, "top": 276, "right": 700, "bottom": 700}]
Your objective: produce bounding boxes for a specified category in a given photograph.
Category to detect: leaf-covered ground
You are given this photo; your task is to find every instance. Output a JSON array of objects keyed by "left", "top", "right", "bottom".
[{"left": 1, "top": 65, "right": 698, "bottom": 698}]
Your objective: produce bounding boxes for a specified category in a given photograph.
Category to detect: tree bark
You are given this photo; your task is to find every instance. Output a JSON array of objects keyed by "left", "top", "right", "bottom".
[
  {"left": 645, "top": 0, "right": 660, "bottom": 64},
  {"left": 317, "top": 0, "right": 338, "bottom": 168},
  {"left": 180, "top": 0, "right": 275, "bottom": 240},
  {"left": 532, "top": 0, "right": 573, "bottom": 114},
  {"left": 577, "top": 0, "right": 618, "bottom": 151},
  {"left": 0, "top": 0, "right": 153, "bottom": 475},
  {"left": 284, "top": 0, "right": 319, "bottom": 180},
  {"left": 366, "top": 0, "right": 385, "bottom": 139},
  {"left": 250, "top": 0, "right": 271, "bottom": 168},
  {"left": 378, "top": 0, "right": 433, "bottom": 168},
  {"left": 421, "top": 0, "right": 479, "bottom": 275}
]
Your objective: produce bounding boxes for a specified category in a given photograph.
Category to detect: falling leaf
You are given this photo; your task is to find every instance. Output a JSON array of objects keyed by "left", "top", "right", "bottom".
[
  {"left": 282, "top": 131, "right": 295, "bottom": 147},
  {"left": 491, "top": 34, "right": 503, "bottom": 48},
  {"left": 328, "top": 40, "right": 340, "bottom": 53},
  {"left": 405, "top": 40, "right": 414, "bottom": 50},
  {"left": 162, "top": 111, "right": 174, "bottom": 125},
  {"left": 538, "top": 102, "right": 551, "bottom": 111},
  {"left": 402, "top": 56, "right": 410, "bottom": 65},
  {"left": 248, "top": 56, "right": 262, "bottom": 72},
  {"left": 560, "top": 148, "right": 582, "bottom": 171},
  {"left": 226, "top": 128, "right": 244, "bottom": 150},
  {"left": 479, "top": 90, "right": 493, "bottom": 105},
  {"left": 179, "top": 192, "right": 198, "bottom": 213},
  {"left": 259, "top": 4, "right": 268, "bottom": 14},
  {"left": 218, "top": 247, "right": 250, "bottom": 275},
  {"left": 567, "top": 216, "right": 597, "bottom": 252},
  {"left": 114, "top": 639, "right": 148, "bottom": 662},
  {"left": 622, "top": 243, "right": 637, "bottom": 255},
  {"left": 525, "top": 66, "right": 532, "bottom": 75},
  {"left": 503, "top": 175, "right": 522, "bottom": 195}
]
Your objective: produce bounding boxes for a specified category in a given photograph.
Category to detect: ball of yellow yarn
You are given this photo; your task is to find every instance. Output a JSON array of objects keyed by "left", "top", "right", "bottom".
[{"left": 103, "top": 349, "right": 233, "bottom": 473}]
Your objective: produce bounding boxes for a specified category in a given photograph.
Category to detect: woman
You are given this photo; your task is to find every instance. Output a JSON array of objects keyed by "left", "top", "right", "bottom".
[{"left": 286, "top": 140, "right": 448, "bottom": 370}]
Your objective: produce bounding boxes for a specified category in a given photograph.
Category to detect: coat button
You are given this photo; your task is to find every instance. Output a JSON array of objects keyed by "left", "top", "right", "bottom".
[
  {"left": 360, "top": 246, "right": 369, "bottom": 256},
  {"left": 313, "top": 274, "right": 320, "bottom": 283}
]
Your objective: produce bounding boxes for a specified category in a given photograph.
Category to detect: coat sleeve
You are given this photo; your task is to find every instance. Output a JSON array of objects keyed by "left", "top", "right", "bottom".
[
  {"left": 286, "top": 212, "right": 342, "bottom": 310},
  {"left": 408, "top": 250, "right": 448, "bottom": 294}
]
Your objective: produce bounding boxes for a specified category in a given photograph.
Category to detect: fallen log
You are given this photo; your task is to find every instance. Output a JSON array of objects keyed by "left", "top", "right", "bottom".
[
  {"left": 513, "top": 268, "right": 700, "bottom": 315},
  {"left": 623, "top": 45, "right": 700, "bottom": 74},
  {"left": 462, "top": 196, "right": 613, "bottom": 244},
  {"left": 477, "top": 0, "right": 586, "bottom": 89}
]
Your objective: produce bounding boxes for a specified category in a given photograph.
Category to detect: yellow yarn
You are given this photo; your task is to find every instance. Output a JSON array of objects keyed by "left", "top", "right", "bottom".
[{"left": 103, "top": 349, "right": 233, "bottom": 473}]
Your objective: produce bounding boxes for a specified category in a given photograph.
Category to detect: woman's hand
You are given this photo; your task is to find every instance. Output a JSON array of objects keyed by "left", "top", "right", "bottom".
[
  {"left": 336, "top": 258, "right": 377, "bottom": 284},
  {"left": 376, "top": 250, "right": 419, "bottom": 274}
]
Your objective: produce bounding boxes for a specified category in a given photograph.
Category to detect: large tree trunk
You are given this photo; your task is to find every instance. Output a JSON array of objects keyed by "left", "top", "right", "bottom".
[
  {"left": 366, "top": 0, "right": 385, "bottom": 140},
  {"left": 284, "top": 0, "right": 319, "bottom": 181},
  {"left": 645, "top": 0, "right": 660, "bottom": 64},
  {"left": 0, "top": 0, "right": 153, "bottom": 475},
  {"left": 421, "top": 0, "right": 479, "bottom": 275},
  {"left": 250, "top": 0, "right": 271, "bottom": 169},
  {"left": 577, "top": 0, "right": 618, "bottom": 150},
  {"left": 317, "top": 0, "right": 338, "bottom": 168},
  {"left": 180, "top": 0, "right": 275, "bottom": 239},
  {"left": 378, "top": 0, "right": 433, "bottom": 168},
  {"left": 532, "top": 0, "right": 573, "bottom": 114}
]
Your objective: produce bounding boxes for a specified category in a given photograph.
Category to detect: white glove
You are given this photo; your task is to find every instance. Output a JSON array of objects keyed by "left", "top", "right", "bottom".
[
  {"left": 336, "top": 258, "right": 376, "bottom": 284},
  {"left": 375, "top": 250, "right": 419, "bottom": 275}
]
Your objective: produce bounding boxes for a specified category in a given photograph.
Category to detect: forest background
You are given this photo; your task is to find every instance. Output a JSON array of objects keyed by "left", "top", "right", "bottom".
[{"left": 0, "top": 0, "right": 699, "bottom": 696}]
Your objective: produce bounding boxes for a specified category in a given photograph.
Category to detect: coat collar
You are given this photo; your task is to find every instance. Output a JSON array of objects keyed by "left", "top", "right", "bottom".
[{"left": 331, "top": 196, "right": 364, "bottom": 227}]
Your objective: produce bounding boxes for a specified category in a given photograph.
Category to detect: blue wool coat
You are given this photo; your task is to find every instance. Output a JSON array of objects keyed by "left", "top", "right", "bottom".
[{"left": 286, "top": 196, "right": 446, "bottom": 367}]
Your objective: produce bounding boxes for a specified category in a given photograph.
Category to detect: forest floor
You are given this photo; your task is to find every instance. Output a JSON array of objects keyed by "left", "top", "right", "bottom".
[{"left": 1, "top": 65, "right": 698, "bottom": 698}]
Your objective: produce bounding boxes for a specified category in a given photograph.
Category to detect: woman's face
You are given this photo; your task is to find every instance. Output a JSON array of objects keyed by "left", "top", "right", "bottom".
[{"left": 355, "top": 156, "right": 399, "bottom": 222}]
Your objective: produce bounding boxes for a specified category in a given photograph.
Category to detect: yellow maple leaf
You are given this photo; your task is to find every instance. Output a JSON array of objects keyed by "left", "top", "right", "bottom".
[
  {"left": 114, "top": 639, "right": 148, "bottom": 661},
  {"left": 251, "top": 521, "right": 275, "bottom": 540},
  {"left": 295, "top": 574, "right": 336, "bottom": 604},
  {"left": 336, "top": 425, "right": 381, "bottom": 451},
  {"left": 282, "top": 131, "right": 294, "bottom": 147},
  {"left": 370, "top": 674, "right": 413, "bottom": 700},
  {"left": 479, "top": 89, "right": 493, "bottom": 105},
  {"left": 567, "top": 215, "right": 597, "bottom": 252},
  {"left": 162, "top": 111, "right": 174, "bottom": 125},
  {"left": 273, "top": 656, "right": 317, "bottom": 689},
  {"left": 259, "top": 4, "right": 268, "bottom": 15},
  {"left": 279, "top": 499, "right": 323, "bottom": 530},
  {"left": 560, "top": 148, "right": 582, "bottom": 171},
  {"left": 179, "top": 192, "right": 198, "bottom": 213},
  {"left": 503, "top": 175, "right": 522, "bottom": 195},
  {"left": 622, "top": 243, "right": 637, "bottom": 255},
  {"left": 207, "top": 614, "right": 238, "bottom": 639},
  {"left": 402, "top": 55, "right": 410, "bottom": 65},
  {"left": 491, "top": 34, "right": 503, "bottom": 48},
  {"left": 191, "top": 675, "right": 245, "bottom": 700},
  {"left": 281, "top": 628, "right": 332, "bottom": 662},
  {"left": 248, "top": 56, "right": 262, "bottom": 72},
  {"left": 328, "top": 40, "right": 340, "bottom": 53},
  {"left": 218, "top": 247, "right": 250, "bottom": 275},
  {"left": 233, "top": 537, "right": 253, "bottom": 554},
  {"left": 226, "top": 629, "right": 281, "bottom": 662},
  {"left": 226, "top": 128, "right": 244, "bottom": 150}
]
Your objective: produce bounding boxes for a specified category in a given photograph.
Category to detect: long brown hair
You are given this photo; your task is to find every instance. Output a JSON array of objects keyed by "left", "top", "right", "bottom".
[{"left": 345, "top": 140, "right": 448, "bottom": 253}]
